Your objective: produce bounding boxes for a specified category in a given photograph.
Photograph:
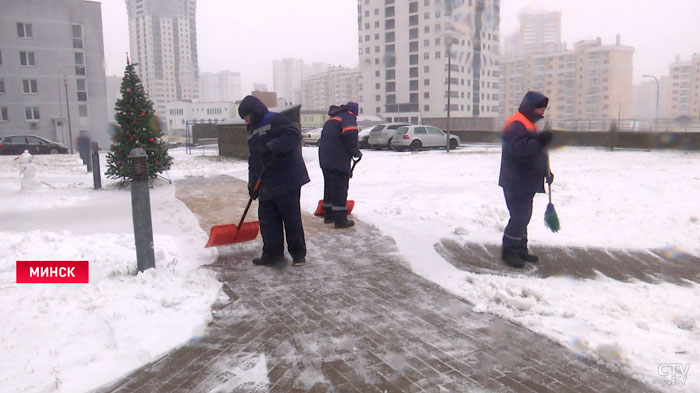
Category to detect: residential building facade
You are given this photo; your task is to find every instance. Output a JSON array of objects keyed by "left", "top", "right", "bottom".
[
  {"left": 504, "top": 11, "right": 562, "bottom": 57},
  {"left": 500, "top": 35, "right": 634, "bottom": 126},
  {"left": 299, "top": 66, "right": 360, "bottom": 112},
  {"left": 668, "top": 54, "right": 700, "bottom": 119},
  {"left": 0, "top": 0, "right": 110, "bottom": 148},
  {"left": 199, "top": 71, "right": 241, "bottom": 102},
  {"left": 357, "top": 0, "right": 501, "bottom": 124},
  {"left": 125, "top": 0, "right": 199, "bottom": 118}
]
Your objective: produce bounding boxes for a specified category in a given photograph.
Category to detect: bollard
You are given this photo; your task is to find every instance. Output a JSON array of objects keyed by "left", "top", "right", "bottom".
[
  {"left": 91, "top": 142, "right": 101, "bottom": 190},
  {"left": 128, "top": 148, "right": 155, "bottom": 272}
]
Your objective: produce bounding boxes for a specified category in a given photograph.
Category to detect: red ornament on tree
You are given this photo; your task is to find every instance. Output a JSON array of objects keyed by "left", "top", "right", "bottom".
[
  {"left": 149, "top": 137, "right": 155, "bottom": 142},
  {"left": 141, "top": 112, "right": 146, "bottom": 117},
  {"left": 126, "top": 87, "right": 131, "bottom": 93},
  {"left": 129, "top": 137, "right": 134, "bottom": 142}
]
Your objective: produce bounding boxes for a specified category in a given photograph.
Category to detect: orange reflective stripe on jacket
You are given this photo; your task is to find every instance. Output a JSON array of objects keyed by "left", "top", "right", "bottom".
[
  {"left": 503, "top": 112, "right": 537, "bottom": 132},
  {"left": 328, "top": 117, "right": 342, "bottom": 122},
  {"left": 341, "top": 126, "right": 358, "bottom": 133}
]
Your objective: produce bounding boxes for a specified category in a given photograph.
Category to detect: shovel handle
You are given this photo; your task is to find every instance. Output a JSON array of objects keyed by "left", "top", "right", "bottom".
[
  {"left": 238, "top": 166, "right": 266, "bottom": 228},
  {"left": 350, "top": 155, "right": 362, "bottom": 178},
  {"left": 546, "top": 151, "right": 553, "bottom": 204}
]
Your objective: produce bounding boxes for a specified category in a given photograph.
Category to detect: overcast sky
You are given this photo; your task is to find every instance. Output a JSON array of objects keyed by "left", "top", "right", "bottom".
[{"left": 98, "top": 0, "right": 700, "bottom": 93}]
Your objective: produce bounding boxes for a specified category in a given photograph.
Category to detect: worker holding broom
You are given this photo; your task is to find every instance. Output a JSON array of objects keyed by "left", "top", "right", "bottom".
[
  {"left": 498, "top": 91, "right": 554, "bottom": 268},
  {"left": 318, "top": 101, "right": 362, "bottom": 229},
  {"left": 238, "top": 95, "right": 310, "bottom": 267}
]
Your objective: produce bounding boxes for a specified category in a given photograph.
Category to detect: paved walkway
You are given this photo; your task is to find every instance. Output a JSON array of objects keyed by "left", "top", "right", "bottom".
[{"left": 95, "top": 175, "right": 663, "bottom": 393}]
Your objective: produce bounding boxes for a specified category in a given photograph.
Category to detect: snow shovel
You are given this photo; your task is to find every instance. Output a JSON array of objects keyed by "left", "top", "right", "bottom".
[
  {"left": 314, "top": 156, "right": 361, "bottom": 216},
  {"left": 205, "top": 167, "right": 265, "bottom": 248}
]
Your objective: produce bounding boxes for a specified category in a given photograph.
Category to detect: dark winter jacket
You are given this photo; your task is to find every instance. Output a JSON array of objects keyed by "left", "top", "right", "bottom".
[
  {"left": 498, "top": 91, "right": 550, "bottom": 193},
  {"left": 318, "top": 104, "right": 360, "bottom": 173},
  {"left": 239, "top": 95, "right": 309, "bottom": 200}
]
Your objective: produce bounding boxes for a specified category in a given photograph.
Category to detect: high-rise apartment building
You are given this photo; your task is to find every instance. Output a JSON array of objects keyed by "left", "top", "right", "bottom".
[
  {"left": 501, "top": 31, "right": 634, "bottom": 124},
  {"left": 357, "top": 0, "right": 501, "bottom": 122},
  {"left": 273, "top": 58, "right": 332, "bottom": 105},
  {"left": 668, "top": 54, "right": 700, "bottom": 119},
  {"left": 273, "top": 58, "right": 304, "bottom": 105},
  {"left": 298, "top": 66, "right": 360, "bottom": 111},
  {"left": 199, "top": 71, "right": 241, "bottom": 102},
  {"left": 125, "top": 0, "right": 199, "bottom": 118},
  {"left": 504, "top": 11, "right": 562, "bottom": 57},
  {"left": 0, "top": 0, "right": 110, "bottom": 148}
]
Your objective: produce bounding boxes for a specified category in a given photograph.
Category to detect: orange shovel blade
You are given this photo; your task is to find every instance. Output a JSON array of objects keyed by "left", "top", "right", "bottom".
[
  {"left": 205, "top": 221, "right": 260, "bottom": 248},
  {"left": 313, "top": 200, "right": 355, "bottom": 216}
]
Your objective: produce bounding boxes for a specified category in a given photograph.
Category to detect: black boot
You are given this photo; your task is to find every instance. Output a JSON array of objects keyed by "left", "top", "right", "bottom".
[
  {"left": 323, "top": 212, "right": 334, "bottom": 224},
  {"left": 252, "top": 254, "right": 283, "bottom": 266},
  {"left": 501, "top": 247, "right": 526, "bottom": 268},
  {"left": 519, "top": 238, "right": 539, "bottom": 263},
  {"left": 333, "top": 209, "right": 354, "bottom": 229}
]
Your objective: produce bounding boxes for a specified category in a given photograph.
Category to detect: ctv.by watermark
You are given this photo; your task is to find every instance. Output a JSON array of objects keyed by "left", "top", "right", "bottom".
[{"left": 658, "top": 363, "right": 690, "bottom": 386}]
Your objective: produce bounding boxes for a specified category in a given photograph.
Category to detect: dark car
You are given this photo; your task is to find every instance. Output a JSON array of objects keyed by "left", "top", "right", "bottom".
[{"left": 0, "top": 135, "right": 69, "bottom": 155}]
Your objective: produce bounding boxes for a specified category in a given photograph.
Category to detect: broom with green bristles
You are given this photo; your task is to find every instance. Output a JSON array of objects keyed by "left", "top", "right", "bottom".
[{"left": 544, "top": 152, "right": 560, "bottom": 232}]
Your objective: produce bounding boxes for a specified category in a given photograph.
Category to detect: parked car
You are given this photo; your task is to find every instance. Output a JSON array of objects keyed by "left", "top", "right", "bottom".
[
  {"left": 302, "top": 127, "right": 323, "bottom": 146},
  {"left": 367, "top": 122, "right": 411, "bottom": 150},
  {"left": 391, "top": 125, "right": 461, "bottom": 151},
  {"left": 0, "top": 135, "right": 69, "bottom": 155},
  {"left": 358, "top": 126, "right": 375, "bottom": 149}
]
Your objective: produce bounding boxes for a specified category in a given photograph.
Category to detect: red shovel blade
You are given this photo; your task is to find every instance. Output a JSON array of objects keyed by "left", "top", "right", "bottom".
[
  {"left": 205, "top": 221, "right": 260, "bottom": 248},
  {"left": 313, "top": 200, "right": 355, "bottom": 216}
]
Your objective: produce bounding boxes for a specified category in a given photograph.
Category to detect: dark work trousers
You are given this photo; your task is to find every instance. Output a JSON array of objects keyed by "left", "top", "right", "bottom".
[
  {"left": 502, "top": 189, "right": 535, "bottom": 251},
  {"left": 322, "top": 168, "right": 350, "bottom": 220},
  {"left": 258, "top": 187, "right": 306, "bottom": 260}
]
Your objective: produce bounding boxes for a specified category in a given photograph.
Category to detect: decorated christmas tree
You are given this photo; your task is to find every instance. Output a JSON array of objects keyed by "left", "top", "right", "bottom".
[{"left": 106, "top": 57, "right": 172, "bottom": 182}]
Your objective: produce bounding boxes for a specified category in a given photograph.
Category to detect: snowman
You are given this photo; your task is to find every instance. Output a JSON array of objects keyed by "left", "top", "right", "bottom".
[{"left": 18, "top": 150, "right": 39, "bottom": 190}]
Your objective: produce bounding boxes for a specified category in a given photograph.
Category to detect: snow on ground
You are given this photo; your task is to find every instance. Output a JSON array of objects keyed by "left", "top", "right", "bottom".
[{"left": 1, "top": 144, "right": 699, "bottom": 392}]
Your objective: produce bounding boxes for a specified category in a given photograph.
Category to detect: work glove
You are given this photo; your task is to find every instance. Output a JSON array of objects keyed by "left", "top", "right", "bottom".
[
  {"left": 248, "top": 183, "right": 259, "bottom": 200},
  {"left": 546, "top": 172, "right": 554, "bottom": 185},
  {"left": 537, "top": 131, "right": 553, "bottom": 147},
  {"left": 258, "top": 145, "right": 274, "bottom": 165},
  {"left": 354, "top": 150, "right": 363, "bottom": 159}
]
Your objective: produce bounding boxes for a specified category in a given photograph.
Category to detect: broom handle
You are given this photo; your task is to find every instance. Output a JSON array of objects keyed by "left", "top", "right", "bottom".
[
  {"left": 238, "top": 166, "right": 266, "bottom": 228},
  {"left": 349, "top": 155, "right": 362, "bottom": 178},
  {"left": 546, "top": 151, "right": 553, "bottom": 204}
]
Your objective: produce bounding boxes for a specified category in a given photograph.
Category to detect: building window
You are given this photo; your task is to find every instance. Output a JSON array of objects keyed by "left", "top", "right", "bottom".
[
  {"left": 72, "top": 24, "right": 84, "bottom": 49},
  {"left": 0, "top": 107, "right": 8, "bottom": 121},
  {"left": 386, "top": 94, "right": 396, "bottom": 104},
  {"left": 0, "top": 78, "right": 4, "bottom": 94},
  {"left": 409, "top": 15, "right": 418, "bottom": 26},
  {"left": 410, "top": 28, "right": 418, "bottom": 39},
  {"left": 386, "top": 32, "right": 395, "bottom": 43},
  {"left": 409, "top": 41, "right": 418, "bottom": 52},
  {"left": 409, "top": 2, "right": 418, "bottom": 12},
  {"left": 375, "top": 70, "right": 380, "bottom": 77},
  {"left": 386, "top": 69, "right": 395, "bottom": 79},
  {"left": 25, "top": 107, "right": 40, "bottom": 121},
  {"left": 386, "top": 82, "right": 395, "bottom": 92},
  {"left": 74, "top": 52, "right": 86, "bottom": 75},
  {"left": 386, "top": 19, "right": 394, "bottom": 29},
  {"left": 19, "top": 51, "right": 35, "bottom": 66},
  {"left": 375, "top": 95, "right": 381, "bottom": 101},
  {"left": 424, "top": 66, "right": 430, "bottom": 72},
  {"left": 410, "top": 67, "right": 418, "bottom": 78},
  {"left": 409, "top": 80, "right": 418, "bottom": 91},
  {"left": 424, "top": 105, "right": 430, "bottom": 111},
  {"left": 0, "top": 49, "right": 3, "bottom": 65},
  {"left": 410, "top": 93, "right": 418, "bottom": 103},
  {"left": 424, "top": 92, "right": 430, "bottom": 98},
  {"left": 409, "top": 54, "right": 418, "bottom": 65},
  {"left": 385, "top": 6, "right": 395, "bottom": 17},
  {"left": 76, "top": 78, "right": 87, "bottom": 101},
  {"left": 375, "top": 82, "right": 381, "bottom": 89},
  {"left": 17, "top": 23, "right": 33, "bottom": 38},
  {"left": 424, "top": 79, "right": 430, "bottom": 86},
  {"left": 79, "top": 104, "right": 89, "bottom": 118},
  {"left": 22, "top": 79, "right": 38, "bottom": 94}
]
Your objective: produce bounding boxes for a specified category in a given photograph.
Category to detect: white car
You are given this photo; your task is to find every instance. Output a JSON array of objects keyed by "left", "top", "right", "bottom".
[
  {"left": 302, "top": 127, "right": 323, "bottom": 146},
  {"left": 391, "top": 125, "right": 461, "bottom": 151},
  {"left": 367, "top": 122, "right": 411, "bottom": 150}
]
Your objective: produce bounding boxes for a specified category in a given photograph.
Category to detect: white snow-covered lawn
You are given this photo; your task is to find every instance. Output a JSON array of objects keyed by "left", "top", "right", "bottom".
[{"left": 1, "top": 144, "right": 698, "bottom": 392}]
